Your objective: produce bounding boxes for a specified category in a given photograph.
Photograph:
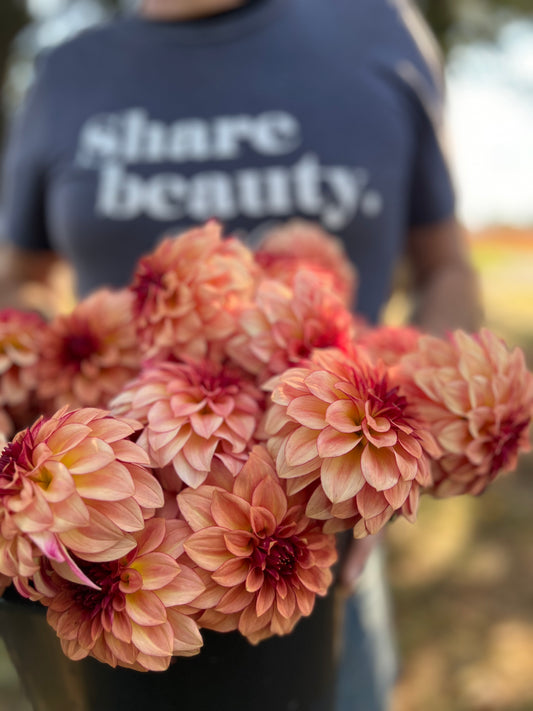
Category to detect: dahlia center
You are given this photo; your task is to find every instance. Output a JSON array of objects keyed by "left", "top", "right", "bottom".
[
  {"left": 131, "top": 266, "right": 165, "bottom": 314},
  {"left": 62, "top": 331, "right": 100, "bottom": 366},
  {"left": 72, "top": 560, "right": 125, "bottom": 618},
  {"left": 490, "top": 416, "right": 529, "bottom": 474},
  {"left": 0, "top": 441, "right": 23, "bottom": 493},
  {"left": 254, "top": 535, "right": 301, "bottom": 579}
]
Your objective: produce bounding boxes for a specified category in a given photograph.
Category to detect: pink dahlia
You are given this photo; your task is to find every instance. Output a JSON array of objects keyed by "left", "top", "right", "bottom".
[
  {"left": 40, "top": 518, "right": 205, "bottom": 670},
  {"left": 227, "top": 271, "right": 360, "bottom": 381},
  {"left": 356, "top": 325, "right": 422, "bottom": 367},
  {"left": 130, "top": 221, "right": 258, "bottom": 361},
  {"left": 398, "top": 328, "right": 533, "bottom": 497},
  {"left": 255, "top": 220, "right": 358, "bottom": 308},
  {"left": 111, "top": 359, "right": 265, "bottom": 488},
  {"left": 0, "top": 308, "right": 47, "bottom": 432},
  {"left": 0, "top": 407, "right": 164, "bottom": 592},
  {"left": 179, "top": 445, "right": 337, "bottom": 644},
  {"left": 265, "top": 348, "right": 438, "bottom": 537},
  {"left": 37, "top": 289, "right": 141, "bottom": 412}
]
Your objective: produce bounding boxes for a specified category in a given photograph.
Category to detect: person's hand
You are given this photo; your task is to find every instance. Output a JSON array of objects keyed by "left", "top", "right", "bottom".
[{"left": 337, "top": 530, "right": 385, "bottom": 596}]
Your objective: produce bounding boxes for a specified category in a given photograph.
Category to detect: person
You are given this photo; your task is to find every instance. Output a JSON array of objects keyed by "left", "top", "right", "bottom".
[{"left": 0, "top": 0, "right": 482, "bottom": 708}]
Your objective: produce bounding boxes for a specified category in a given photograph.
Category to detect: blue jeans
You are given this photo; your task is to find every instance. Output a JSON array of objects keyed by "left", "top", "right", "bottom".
[{"left": 335, "top": 546, "right": 398, "bottom": 711}]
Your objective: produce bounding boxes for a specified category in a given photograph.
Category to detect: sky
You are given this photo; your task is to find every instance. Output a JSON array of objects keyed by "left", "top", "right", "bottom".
[{"left": 446, "top": 20, "right": 533, "bottom": 231}]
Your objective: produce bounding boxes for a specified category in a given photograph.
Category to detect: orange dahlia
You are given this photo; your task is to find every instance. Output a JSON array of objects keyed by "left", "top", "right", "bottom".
[
  {"left": 356, "top": 325, "right": 422, "bottom": 367},
  {"left": 0, "top": 407, "right": 164, "bottom": 592},
  {"left": 111, "top": 359, "right": 265, "bottom": 488},
  {"left": 130, "top": 221, "right": 258, "bottom": 362},
  {"left": 398, "top": 328, "right": 533, "bottom": 497},
  {"left": 40, "top": 518, "right": 205, "bottom": 670},
  {"left": 37, "top": 289, "right": 141, "bottom": 412},
  {"left": 255, "top": 219, "right": 358, "bottom": 308},
  {"left": 227, "top": 271, "right": 360, "bottom": 380},
  {"left": 179, "top": 445, "right": 337, "bottom": 644},
  {"left": 265, "top": 348, "right": 438, "bottom": 537},
  {"left": 0, "top": 308, "right": 47, "bottom": 432}
]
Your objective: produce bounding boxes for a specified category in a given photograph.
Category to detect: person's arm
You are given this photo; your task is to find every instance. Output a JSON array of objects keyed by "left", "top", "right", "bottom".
[{"left": 407, "top": 216, "right": 483, "bottom": 335}]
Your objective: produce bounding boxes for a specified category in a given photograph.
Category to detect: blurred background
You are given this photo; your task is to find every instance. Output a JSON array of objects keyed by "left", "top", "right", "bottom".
[{"left": 0, "top": 1, "right": 532, "bottom": 709}]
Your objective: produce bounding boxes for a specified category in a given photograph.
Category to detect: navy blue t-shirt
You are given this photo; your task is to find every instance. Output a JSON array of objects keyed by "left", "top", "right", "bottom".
[{"left": 1, "top": 0, "right": 455, "bottom": 322}]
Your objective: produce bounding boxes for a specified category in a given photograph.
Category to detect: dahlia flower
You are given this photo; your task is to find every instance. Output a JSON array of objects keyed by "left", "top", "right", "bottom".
[
  {"left": 255, "top": 220, "right": 358, "bottom": 308},
  {"left": 0, "top": 308, "right": 47, "bottom": 432},
  {"left": 40, "top": 518, "right": 205, "bottom": 670},
  {"left": 179, "top": 445, "right": 337, "bottom": 644},
  {"left": 226, "top": 271, "right": 360, "bottom": 381},
  {"left": 265, "top": 348, "right": 438, "bottom": 537},
  {"left": 398, "top": 329, "right": 533, "bottom": 497},
  {"left": 0, "top": 407, "right": 164, "bottom": 591},
  {"left": 356, "top": 325, "right": 422, "bottom": 367},
  {"left": 37, "top": 289, "right": 141, "bottom": 412},
  {"left": 130, "top": 221, "right": 258, "bottom": 361},
  {"left": 111, "top": 359, "right": 265, "bottom": 488}
]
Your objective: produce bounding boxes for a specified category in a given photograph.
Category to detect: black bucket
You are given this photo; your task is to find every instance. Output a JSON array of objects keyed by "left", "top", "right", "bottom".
[{"left": 0, "top": 587, "right": 340, "bottom": 711}]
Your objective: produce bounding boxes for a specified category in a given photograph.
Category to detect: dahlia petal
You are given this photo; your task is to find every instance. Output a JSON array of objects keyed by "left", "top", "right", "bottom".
[
  {"left": 172, "top": 452, "right": 208, "bottom": 489},
  {"left": 211, "top": 490, "right": 252, "bottom": 531},
  {"left": 157, "top": 565, "right": 205, "bottom": 614},
  {"left": 212, "top": 557, "right": 250, "bottom": 587},
  {"left": 111, "top": 439, "right": 151, "bottom": 466},
  {"left": 91, "top": 499, "right": 144, "bottom": 533},
  {"left": 111, "top": 612, "right": 133, "bottom": 644},
  {"left": 46, "top": 424, "right": 92, "bottom": 454},
  {"left": 316, "top": 427, "right": 362, "bottom": 458},
  {"left": 177, "top": 487, "right": 216, "bottom": 531},
  {"left": 296, "top": 564, "right": 331, "bottom": 594},
  {"left": 284, "top": 427, "right": 319, "bottom": 466},
  {"left": 166, "top": 610, "right": 203, "bottom": 656},
  {"left": 294, "top": 583, "right": 315, "bottom": 616},
  {"left": 303, "top": 371, "right": 340, "bottom": 403},
  {"left": 131, "top": 553, "right": 180, "bottom": 590},
  {"left": 73, "top": 462, "right": 136, "bottom": 501},
  {"left": 217, "top": 585, "right": 254, "bottom": 614},
  {"left": 223, "top": 530, "right": 255, "bottom": 557},
  {"left": 256, "top": 582, "right": 276, "bottom": 617},
  {"left": 131, "top": 467, "right": 165, "bottom": 509},
  {"left": 360, "top": 445, "right": 399, "bottom": 491},
  {"left": 183, "top": 433, "right": 219, "bottom": 472},
  {"left": 276, "top": 586, "right": 296, "bottom": 619},
  {"left": 125, "top": 590, "right": 168, "bottom": 626},
  {"left": 130, "top": 620, "right": 174, "bottom": 657},
  {"left": 320, "top": 450, "right": 365, "bottom": 504},
  {"left": 355, "top": 485, "right": 389, "bottom": 519},
  {"left": 64, "top": 438, "right": 117, "bottom": 475},
  {"left": 188, "top": 412, "right": 224, "bottom": 439},
  {"left": 324, "top": 399, "right": 360, "bottom": 433},
  {"left": 251, "top": 479, "right": 287, "bottom": 524},
  {"left": 305, "top": 485, "right": 333, "bottom": 520},
  {"left": 383, "top": 478, "right": 412, "bottom": 509},
  {"left": 245, "top": 567, "right": 264, "bottom": 593},
  {"left": 286, "top": 396, "right": 328, "bottom": 429},
  {"left": 250, "top": 507, "right": 278, "bottom": 537},
  {"left": 185, "top": 529, "right": 233, "bottom": 571},
  {"left": 239, "top": 603, "right": 273, "bottom": 637},
  {"left": 392, "top": 447, "right": 420, "bottom": 481}
]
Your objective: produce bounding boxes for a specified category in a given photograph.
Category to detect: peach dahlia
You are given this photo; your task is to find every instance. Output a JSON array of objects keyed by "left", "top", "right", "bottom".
[
  {"left": 178, "top": 445, "right": 337, "bottom": 644},
  {"left": 265, "top": 348, "right": 438, "bottom": 537}
]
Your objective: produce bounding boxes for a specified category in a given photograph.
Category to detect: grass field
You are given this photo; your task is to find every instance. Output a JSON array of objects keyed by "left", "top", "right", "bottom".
[{"left": 1, "top": 228, "right": 532, "bottom": 711}]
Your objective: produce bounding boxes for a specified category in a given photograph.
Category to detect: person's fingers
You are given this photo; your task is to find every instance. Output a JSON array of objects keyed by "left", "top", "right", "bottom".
[{"left": 338, "top": 531, "right": 384, "bottom": 595}]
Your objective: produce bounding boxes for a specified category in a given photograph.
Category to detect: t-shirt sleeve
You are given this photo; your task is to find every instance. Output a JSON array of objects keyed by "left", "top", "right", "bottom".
[
  {"left": 394, "top": 2, "right": 457, "bottom": 227},
  {"left": 0, "top": 53, "right": 52, "bottom": 251}
]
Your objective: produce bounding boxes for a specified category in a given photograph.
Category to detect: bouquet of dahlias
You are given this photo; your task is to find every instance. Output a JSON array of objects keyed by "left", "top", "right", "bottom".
[{"left": 0, "top": 219, "right": 531, "bottom": 672}]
